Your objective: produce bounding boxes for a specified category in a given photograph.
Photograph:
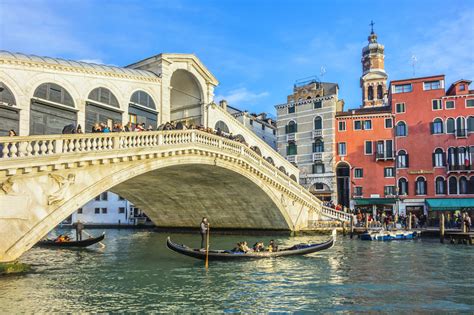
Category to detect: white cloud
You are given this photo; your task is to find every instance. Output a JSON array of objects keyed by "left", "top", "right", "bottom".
[
  {"left": 214, "top": 87, "right": 269, "bottom": 108},
  {"left": 78, "top": 59, "right": 105, "bottom": 65}
]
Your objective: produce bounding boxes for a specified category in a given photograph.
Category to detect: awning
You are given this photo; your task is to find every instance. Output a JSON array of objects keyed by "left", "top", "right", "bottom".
[
  {"left": 425, "top": 198, "right": 474, "bottom": 211},
  {"left": 354, "top": 198, "right": 397, "bottom": 206}
]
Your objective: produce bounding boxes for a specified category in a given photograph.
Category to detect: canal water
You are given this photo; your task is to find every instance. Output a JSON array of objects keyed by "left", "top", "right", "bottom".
[{"left": 0, "top": 229, "right": 473, "bottom": 313}]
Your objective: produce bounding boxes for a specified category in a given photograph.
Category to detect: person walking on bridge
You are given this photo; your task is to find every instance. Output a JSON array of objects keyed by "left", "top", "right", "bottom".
[{"left": 200, "top": 217, "right": 209, "bottom": 250}]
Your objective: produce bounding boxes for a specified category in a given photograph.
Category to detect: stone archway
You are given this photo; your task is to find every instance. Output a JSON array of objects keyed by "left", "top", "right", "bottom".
[{"left": 170, "top": 69, "right": 203, "bottom": 125}]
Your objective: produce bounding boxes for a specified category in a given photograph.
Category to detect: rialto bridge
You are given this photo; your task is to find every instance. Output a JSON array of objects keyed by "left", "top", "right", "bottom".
[{"left": 0, "top": 50, "right": 350, "bottom": 262}]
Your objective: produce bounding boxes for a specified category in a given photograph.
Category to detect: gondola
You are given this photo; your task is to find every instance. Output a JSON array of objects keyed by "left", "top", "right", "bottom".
[
  {"left": 166, "top": 230, "right": 336, "bottom": 261},
  {"left": 37, "top": 233, "right": 105, "bottom": 248}
]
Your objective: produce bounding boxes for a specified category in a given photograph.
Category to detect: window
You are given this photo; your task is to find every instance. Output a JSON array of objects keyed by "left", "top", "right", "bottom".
[
  {"left": 118, "top": 195, "right": 125, "bottom": 200},
  {"left": 88, "top": 87, "right": 119, "bottom": 107},
  {"left": 312, "top": 163, "right": 325, "bottom": 174},
  {"left": 393, "top": 84, "right": 412, "bottom": 93},
  {"left": 467, "top": 99, "right": 474, "bottom": 108},
  {"left": 377, "top": 85, "right": 383, "bottom": 100},
  {"left": 314, "top": 183, "right": 324, "bottom": 190},
  {"left": 431, "top": 118, "right": 444, "bottom": 134},
  {"left": 397, "top": 150, "right": 409, "bottom": 168},
  {"left": 396, "top": 103, "right": 405, "bottom": 113},
  {"left": 118, "top": 207, "right": 125, "bottom": 214},
  {"left": 396, "top": 122, "right": 407, "bottom": 136},
  {"left": 95, "top": 195, "right": 101, "bottom": 201},
  {"left": 314, "top": 117, "right": 322, "bottom": 130},
  {"left": 415, "top": 177, "right": 427, "bottom": 195},
  {"left": 424, "top": 80, "right": 441, "bottom": 90},
  {"left": 354, "top": 187, "right": 363, "bottom": 196},
  {"left": 354, "top": 168, "right": 363, "bottom": 178},
  {"left": 460, "top": 84, "right": 466, "bottom": 91},
  {"left": 384, "top": 167, "right": 395, "bottom": 178},
  {"left": 261, "top": 124, "right": 265, "bottom": 130},
  {"left": 314, "top": 101, "right": 322, "bottom": 109},
  {"left": 130, "top": 90, "right": 156, "bottom": 109},
  {"left": 445, "top": 100, "right": 455, "bottom": 109},
  {"left": 77, "top": 208, "right": 83, "bottom": 214},
  {"left": 287, "top": 142, "right": 297, "bottom": 156},
  {"left": 384, "top": 186, "right": 396, "bottom": 196},
  {"left": 94, "top": 208, "right": 100, "bottom": 214},
  {"left": 101, "top": 192, "right": 108, "bottom": 201},
  {"left": 33, "top": 83, "right": 74, "bottom": 107},
  {"left": 101, "top": 208, "right": 107, "bottom": 214},
  {"left": 363, "top": 120, "right": 372, "bottom": 130},
  {"left": 468, "top": 116, "right": 474, "bottom": 132},
  {"left": 365, "top": 141, "right": 373, "bottom": 155},
  {"left": 456, "top": 117, "right": 466, "bottom": 137},
  {"left": 398, "top": 178, "right": 408, "bottom": 195},
  {"left": 338, "top": 121, "right": 346, "bottom": 131},
  {"left": 368, "top": 86, "right": 374, "bottom": 100},
  {"left": 433, "top": 148, "right": 445, "bottom": 167},
  {"left": 448, "top": 177, "right": 458, "bottom": 195},
  {"left": 286, "top": 121, "right": 297, "bottom": 134},
  {"left": 446, "top": 118, "right": 455, "bottom": 134},
  {"left": 273, "top": 129, "right": 276, "bottom": 135},
  {"left": 459, "top": 176, "right": 468, "bottom": 194},
  {"left": 288, "top": 105, "right": 295, "bottom": 113},
  {"left": 250, "top": 119, "right": 253, "bottom": 126},
  {"left": 338, "top": 142, "right": 346, "bottom": 156},
  {"left": 354, "top": 120, "right": 362, "bottom": 130},
  {"left": 385, "top": 118, "right": 393, "bottom": 128},
  {"left": 435, "top": 177, "right": 446, "bottom": 195},
  {"left": 432, "top": 99, "right": 442, "bottom": 110},
  {"left": 313, "top": 140, "right": 324, "bottom": 153}
]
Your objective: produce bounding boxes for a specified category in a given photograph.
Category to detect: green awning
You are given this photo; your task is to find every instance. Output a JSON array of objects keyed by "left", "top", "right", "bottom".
[
  {"left": 425, "top": 198, "right": 474, "bottom": 211},
  {"left": 354, "top": 198, "right": 397, "bottom": 206}
]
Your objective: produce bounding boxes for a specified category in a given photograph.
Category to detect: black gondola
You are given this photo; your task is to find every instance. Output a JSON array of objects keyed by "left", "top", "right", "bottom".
[
  {"left": 37, "top": 233, "right": 105, "bottom": 248},
  {"left": 166, "top": 230, "right": 336, "bottom": 261}
]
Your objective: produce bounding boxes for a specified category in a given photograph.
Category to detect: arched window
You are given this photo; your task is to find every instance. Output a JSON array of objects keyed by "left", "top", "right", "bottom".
[
  {"left": 468, "top": 176, "right": 474, "bottom": 194},
  {"left": 286, "top": 121, "right": 297, "bottom": 134},
  {"left": 368, "top": 86, "right": 374, "bottom": 100},
  {"left": 447, "top": 147, "right": 456, "bottom": 168},
  {"left": 88, "top": 87, "right": 119, "bottom": 107},
  {"left": 290, "top": 174, "right": 297, "bottom": 182},
  {"left": 432, "top": 118, "right": 444, "bottom": 134},
  {"left": 456, "top": 117, "right": 466, "bottom": 137},
  {"left": 287, "top": 141, "right": 297, "bottom": 156},
  {"left": 433, "top": 148, "right": 445, "bottom": 167},
  {"left": 130, "top": 90, "right": 156, "bottom": 109},
  {"left": 446, "top": 118, "right": 455, "bottom": 134},
  {"left": 377, "top": 85, "right": 383, "bottom": 100},
  {"left": 397, "top": 150, "right": 409, "bottom": 168},
  {"left": 0, "top": 82, "right": 16, "bottom": 106},
  {"left": 468, "top": 116, "right": 474, "bottom": 133},
  {"left": 435, "top": 177, "right": 446, "bottom": 195},
  {"left": 313, "top": 139, "right": 324, "bottom": 152},
  {"left": 415, "top": 177, "right": 427, "bottom": 195},
  {"left": 251, "top": 146, "right": 262, "bottom": 156},
  {"left": 215, "top": 121, "right": 230, "bottom": 133},
  {"left": 458, "top": 147, "right": 467, "bottom": 167},
  {"left": 460, "top": 176, "right": 468, "bottom": 194},
  {"left": 34, "top": 83, "right": 74, "bottom": 107},
  {"left": 278, "top": 166, "right": 287, "bottom": 174},
  {"left": 448, "top": 177, "right": 458, "bottom": 195},
  {"left": 266, "top": 157, "right": 275, "bottom": 166},
  {"left": 396, "top": 121, "right": 407, "bottom": 136},
  {"left": 314, "top": 116, "right": 322, "bottom": 130},
  {"left": 398, "top": 178, "right": 408, "bottom": 195}
]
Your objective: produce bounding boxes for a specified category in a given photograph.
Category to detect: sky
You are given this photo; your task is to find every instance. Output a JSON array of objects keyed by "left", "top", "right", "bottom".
[{"left": 1, "top": 0, "right": 473, "bottom": 116}]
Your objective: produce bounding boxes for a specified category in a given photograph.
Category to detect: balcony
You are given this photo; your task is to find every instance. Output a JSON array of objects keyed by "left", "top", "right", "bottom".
[
  {"left": 287, "top": 155, "right": 297, "bottom": 163},
  {"left": 375, "top": 151, "right": 396, "bottom": 161},
  {"left": 455, "top": 129, "right": 467, "bottom": 138},
  {"left": 312, "top": 129, "right": 323, "bottom": 138},
  {"left": 287, "top": 133, "right": 296, "bottom": 141},
  {"left": 313, "top": 152, "right": 323, "bottom": 162},
  {"left": 447, "top": 164, "right": 474, "bottom": 173}
]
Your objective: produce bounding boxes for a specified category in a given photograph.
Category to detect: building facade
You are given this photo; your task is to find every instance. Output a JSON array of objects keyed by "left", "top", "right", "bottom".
[{"left": 275, "top": 79, "right": 343, "bottom": 201}]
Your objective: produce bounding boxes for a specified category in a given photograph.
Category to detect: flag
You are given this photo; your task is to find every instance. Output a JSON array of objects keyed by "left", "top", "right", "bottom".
[{"left": 466, "top": 154, "right": 470, "bottom": 167}]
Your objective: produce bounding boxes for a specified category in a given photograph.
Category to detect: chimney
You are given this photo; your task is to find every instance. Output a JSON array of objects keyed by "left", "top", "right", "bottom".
[{"left": 219, "top": 100, "right": 228, "bottom": 110}]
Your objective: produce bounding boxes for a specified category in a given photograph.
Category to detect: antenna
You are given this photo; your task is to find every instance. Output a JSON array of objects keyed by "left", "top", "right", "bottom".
[
  {"left": 320, "top": 66, "right": 326, "bottom": 81},
  {"left": 411, "top": 54, "right": 418, "bottom": 76}
]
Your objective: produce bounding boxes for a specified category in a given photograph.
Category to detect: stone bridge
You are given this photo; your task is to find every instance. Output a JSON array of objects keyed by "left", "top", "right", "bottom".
[{"left": 0, "top": 127, "right": 350, "bottom": 262}]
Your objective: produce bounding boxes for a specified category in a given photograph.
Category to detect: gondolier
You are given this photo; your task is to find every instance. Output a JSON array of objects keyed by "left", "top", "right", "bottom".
[
  {"left": 200, "top": 217, "right": 209, "bottom": 249},
  {"left": 74, "top": 220, "right": 84, "bottom": 241}
]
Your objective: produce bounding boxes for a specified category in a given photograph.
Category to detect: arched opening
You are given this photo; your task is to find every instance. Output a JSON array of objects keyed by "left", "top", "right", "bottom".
[
  {"left": 31, "top": 82, "right": 77, "bottom": 135},
  {"left": 415, "top": 177, "right": 427, "bottom": 195},
  {"left": 377, "top": 85, "right": 383, "bottom": 100},
  {"left": 265, "top": 156, "right": 275, "bottom": 166},
  {"left": 396, "top": 121, "right": 407, "bottom": 136},
  {"left": 432, "top": 118, "right": 444, "bottom": 134},
  {"left": 86, "top": 87, "right": 122, "bottom": 132},
  {"left": 286, "top": 120, "right": 297, "bottom": 134},
  {"left": 433, "top": 148, "right": 445, "bottom": 167},
  {"left": 290, "top": 174, "right": 297, "bottom": 182},
  {"left": 456, "top": 117, "right": 466, "bottom": 137},
  {"left": 251, "top": 146, "right": 262, "bottom": 156},
  {"left": 214, "top": 120, "right": 230, "bottom": 134},
  {"left": 170, "top": 69, "right": 203, "bottom": 125},
  {"left": 459, "top": 176, "right": 468, "bottom": 194},
  {"left": 0, "top": 82, "right": 19, "bottom": 136},
  {"left": 398, "top": 178, "right": 408, "bottom": 195},
  {"left": 367, "top": 86, "right": 374, "bottom": 101},
  {"left": 435, "top": 177, "right": 446, "bottom": 195},
  {"left": 468, "top": 116, "right": 474, "bottom": 133},
  {"left": 309, "top": 182, "right": 332, "bottom": 201},
  {"left": 233, "top": 134, "right": 246, "bottom": 145},
  {"left": 336, "top": 163, "right": 350, "bottom": 208},
  {"left": 313, "top": 139, "right": 324, "bottom": 153},
  {"left": 314, "top": 116, "right": 322, "bottom": 130},
  {"left": 129, "top": 90, "right": 158, "bottom": 129},
  {"left": 278, "top": 166, "right": 287, "bottom": 175},
  {"left": 448, "top": 177, "right": 458, "bottom": 195}
]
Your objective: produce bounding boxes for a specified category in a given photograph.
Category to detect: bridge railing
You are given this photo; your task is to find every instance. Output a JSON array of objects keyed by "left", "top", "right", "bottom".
[{"left": 0, "top": 130, "right": 351, "bottom": 222}]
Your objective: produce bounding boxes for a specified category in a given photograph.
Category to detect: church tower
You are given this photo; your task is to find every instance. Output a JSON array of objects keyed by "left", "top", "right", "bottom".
[{"left": 360, "top": 22, "right": 388, "bottom": 108}]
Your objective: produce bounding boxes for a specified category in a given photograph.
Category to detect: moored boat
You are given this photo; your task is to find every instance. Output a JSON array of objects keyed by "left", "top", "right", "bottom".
[
  {"left": 360, "top": 230, "right": 419, "bottom": 241},
  {"left": 37, "top": 233, "right": 105, "bottom": 248},
  {"left": 166, "top": 230, "right": 336, "bottom": 261}
]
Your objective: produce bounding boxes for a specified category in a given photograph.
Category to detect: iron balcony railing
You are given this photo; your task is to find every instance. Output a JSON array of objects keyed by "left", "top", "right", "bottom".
[
  {"left": 375, "top": 151, "right": 396, "bottom": 161},
  {"left": 312, "top": 129, "right": 323, "bottom": 138},
  {"left": 455, "top": 129, "right": 467, "bottom": 138},
  {"left": 447, "top": 164, "right": 474, "bottom": 172}
]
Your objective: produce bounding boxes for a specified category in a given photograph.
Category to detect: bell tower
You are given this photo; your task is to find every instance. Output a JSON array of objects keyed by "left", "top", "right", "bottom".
[{"left": 360, "top": 21, "right": 388, "bottom": 108}]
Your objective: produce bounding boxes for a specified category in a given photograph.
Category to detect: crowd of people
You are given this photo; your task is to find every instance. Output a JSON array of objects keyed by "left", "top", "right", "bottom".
[
  {"left": 323, "top": 200, "right": 343, "bottom": 211},
  {"left": 231, "top": 240, "right": 278, "bottom": 253}
]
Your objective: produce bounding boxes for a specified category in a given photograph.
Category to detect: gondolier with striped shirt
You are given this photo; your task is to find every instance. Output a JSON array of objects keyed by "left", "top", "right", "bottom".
[{"left": 200, "top": 217, "right": 209, "bottom": 249}]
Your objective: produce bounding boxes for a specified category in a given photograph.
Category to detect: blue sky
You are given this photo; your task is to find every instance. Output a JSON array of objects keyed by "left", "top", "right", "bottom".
[{"left": 1, "top": 0, "right": 473, "bottom": 115}]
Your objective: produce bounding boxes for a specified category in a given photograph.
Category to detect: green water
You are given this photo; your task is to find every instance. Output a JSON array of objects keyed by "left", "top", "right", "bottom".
[{"left": 0, "top": 229, "right": 473, "bottom": 313}]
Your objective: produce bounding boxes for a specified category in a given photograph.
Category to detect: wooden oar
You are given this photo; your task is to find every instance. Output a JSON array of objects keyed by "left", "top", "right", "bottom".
[
  {"left": 83, "top": 230, "right": 106, "bottom": 248},
  {"left": 205, "top": 223, "right": 210, "bottom": 269}
]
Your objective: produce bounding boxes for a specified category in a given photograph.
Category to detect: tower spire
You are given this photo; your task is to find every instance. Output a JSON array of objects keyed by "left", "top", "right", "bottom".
[{"left": 370, "top": 20, "right": 375, "bottom": 34}]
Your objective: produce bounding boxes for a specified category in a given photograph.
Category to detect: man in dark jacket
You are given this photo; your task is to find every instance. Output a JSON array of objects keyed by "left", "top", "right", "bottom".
[
  {"left": 200, "top": 217, "right": 209, "bottom": 249},
  {"left": 74, "top": 220, "right": 84, "bottom": 241}
]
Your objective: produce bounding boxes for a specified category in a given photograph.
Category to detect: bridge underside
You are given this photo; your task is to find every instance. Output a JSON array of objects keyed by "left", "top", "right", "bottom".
[{"left": 112, "top": 164, "right": 290, "bottom": 230}]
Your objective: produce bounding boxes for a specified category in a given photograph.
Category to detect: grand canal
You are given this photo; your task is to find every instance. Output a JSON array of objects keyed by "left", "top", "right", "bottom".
[{"left": 0, "top": 229, "right": 473, "bottom": 312}]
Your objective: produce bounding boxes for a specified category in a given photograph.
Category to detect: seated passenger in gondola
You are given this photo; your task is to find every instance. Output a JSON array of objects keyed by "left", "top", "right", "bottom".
[
  {"left": 239, "top": 241, "right": 251, "bottom": 253},
  {"left": 267, "top": 240, "right": 278, "bottom": 252},
  {"left": 253, "top": 242, "right": 264, "bottom": 252}
]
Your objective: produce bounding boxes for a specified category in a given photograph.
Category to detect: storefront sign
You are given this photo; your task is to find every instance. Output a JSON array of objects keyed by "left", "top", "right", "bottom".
[{"left": 408, "top": 170, "right": 434, "bottom": 175}]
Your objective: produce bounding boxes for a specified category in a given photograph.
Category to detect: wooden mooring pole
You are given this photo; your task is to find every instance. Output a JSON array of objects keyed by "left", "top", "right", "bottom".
[
  {"left": 408, "top": 214, "right": 412, "bottom": 231},
  {"left": 350, "top": 215, "right": 354, "bottom": 239},
  {"left": 440, "top": 213, "right": 445, "bottom": 244},
  {"left": 365, "top": 214, "right": 369, "bottom": 231}
]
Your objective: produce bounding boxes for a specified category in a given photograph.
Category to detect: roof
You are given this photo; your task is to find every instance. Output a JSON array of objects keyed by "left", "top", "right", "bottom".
[
  {"left": 390, "top": 74, "right": 445, "bottom": 84},
  {"left": 0, "top": 50, "right": 159, "bottom": 79},
  {"left": 446, "top": 79, "right": 472, "bottom": 94},
  {"left": 336, "top": 105, "right": 392, "bottom": 117},
  {"left": 426, "top": 198, "right": 474, "bottom": 211}
]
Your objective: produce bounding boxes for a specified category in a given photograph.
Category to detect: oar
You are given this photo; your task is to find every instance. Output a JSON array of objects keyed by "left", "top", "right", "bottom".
[
  {"left": 205, "top": 223, "right": 210, "bottom": 269},
  {"left": 83, "top": 230, "right": 106, "bottom": 248}
]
